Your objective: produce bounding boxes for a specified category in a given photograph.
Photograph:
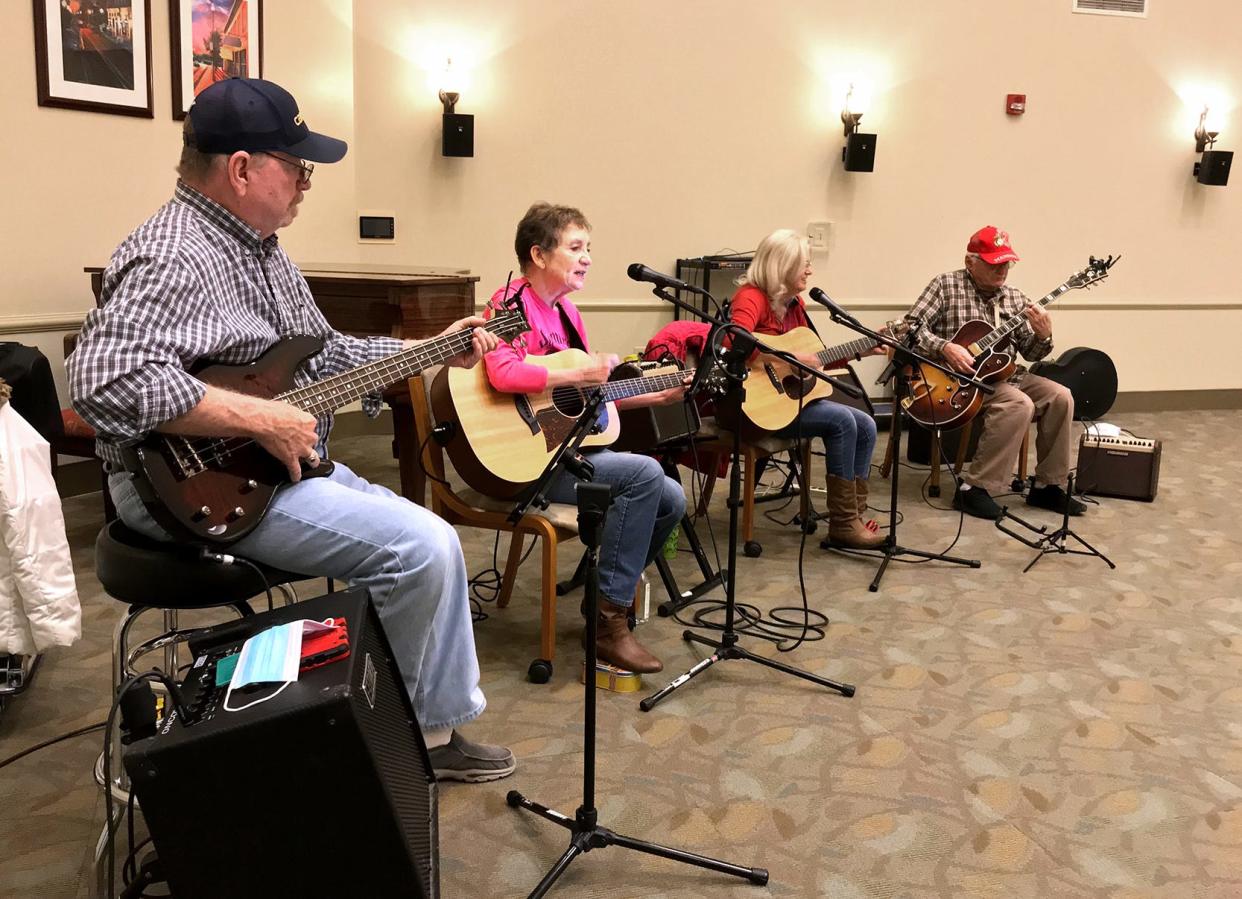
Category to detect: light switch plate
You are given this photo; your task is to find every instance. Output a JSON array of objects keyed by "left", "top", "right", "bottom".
[{"left": 808, "top": 221, "right": 832, "bottom": 253}]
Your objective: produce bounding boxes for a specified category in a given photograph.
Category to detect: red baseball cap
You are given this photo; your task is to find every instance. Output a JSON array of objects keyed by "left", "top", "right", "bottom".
[{"left": 967, "top": 226, "right": 1020, "bottom": 264}]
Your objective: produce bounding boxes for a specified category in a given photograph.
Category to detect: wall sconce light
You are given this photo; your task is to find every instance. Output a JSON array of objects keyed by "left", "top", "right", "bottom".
[
  {"left": 840, "top": 84, "right": 877, "bottom": 173},
  {"left": 1193, "top": 106, "right": 1232, "bottom": 186},
  {"left": 439, "top": 58, "right": 474, "bottom": 158}
]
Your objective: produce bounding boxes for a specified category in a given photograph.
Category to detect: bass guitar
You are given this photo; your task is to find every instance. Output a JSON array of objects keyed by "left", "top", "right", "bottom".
[
  {"left": 124, "top": 308, "right": 529, "bottom": 544},
  {"left": 902, "top": 255, "right": 1118, "bottom": 430},
  {"left": 431, "top": 348, "right": 718, "bottom": 499},
  {"left": 736, "top": 327, "right": 880, "bottom": 433}
]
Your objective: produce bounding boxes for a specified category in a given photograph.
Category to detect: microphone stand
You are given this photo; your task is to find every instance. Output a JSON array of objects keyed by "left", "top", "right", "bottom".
[
  {"left": 814, "top": 305, "right": 994, "bottom": 591},
  {"left": 506, "top": 391, "right": 766, "bottom": 897},
  {"left": 639, "top": 284, "right": 856, "bottom": 712}
]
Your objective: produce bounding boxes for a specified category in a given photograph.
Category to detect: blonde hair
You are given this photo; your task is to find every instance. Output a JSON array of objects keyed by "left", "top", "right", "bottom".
[{"left": 739, "top": 228, "right": 810, "bottom": 303}]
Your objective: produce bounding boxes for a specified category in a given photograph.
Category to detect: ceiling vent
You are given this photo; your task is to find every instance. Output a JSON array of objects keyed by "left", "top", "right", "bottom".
[{"left": 1072, "top": 0, "right": 1147, "bottom": 17}]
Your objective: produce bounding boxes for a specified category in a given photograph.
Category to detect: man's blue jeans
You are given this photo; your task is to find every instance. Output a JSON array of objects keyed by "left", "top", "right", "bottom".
[
  {"left": 541, "top": 450, "right": 685, "bottom": 607},
  {"left": 109, "top": 461, "right": 486, "bottom": 732}
]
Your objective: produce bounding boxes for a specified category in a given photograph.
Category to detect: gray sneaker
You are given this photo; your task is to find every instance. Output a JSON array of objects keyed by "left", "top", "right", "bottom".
[{"left": 427, "top": 731, "right": 516, "bottom": 783}]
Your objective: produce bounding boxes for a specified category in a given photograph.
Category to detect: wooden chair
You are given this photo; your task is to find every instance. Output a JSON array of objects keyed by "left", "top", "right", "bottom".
[
  {"left": 408, "top": 368, "right": 579, "bottom": 684},
  {"left": 880, "top": 416, "right": 1031, "bottom": 497},
  {"left": 692, "top": 418, "right": 814, "bottom": 558}
]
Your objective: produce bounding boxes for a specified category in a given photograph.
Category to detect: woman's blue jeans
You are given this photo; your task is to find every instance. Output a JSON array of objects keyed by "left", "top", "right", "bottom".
[
  {"left": 542, "top": 449, "right": 685, "bottom": 607},
  {"left": 776, "top": 398, "right": 877, "bottom": 479}
]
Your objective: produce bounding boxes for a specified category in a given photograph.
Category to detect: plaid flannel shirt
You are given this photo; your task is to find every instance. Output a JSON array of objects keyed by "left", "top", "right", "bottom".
[
  {"left": 903, "top": 268, "right": 1053, "bottom": 373},
  {"left": 68, "top": 182, "right": 403, "bottom": 465}
]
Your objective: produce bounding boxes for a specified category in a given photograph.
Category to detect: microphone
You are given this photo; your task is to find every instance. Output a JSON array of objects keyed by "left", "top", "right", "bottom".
[
  {"left": 627, "top": 263, "right": 700, "bottom": 294},
  {"left": 807, "top": 287, "right": 858, "bottom": 324}
]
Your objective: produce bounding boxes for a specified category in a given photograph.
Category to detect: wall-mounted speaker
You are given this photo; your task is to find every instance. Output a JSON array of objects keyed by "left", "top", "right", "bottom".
[
  {"left": 843, "top": 132, "right": 877, "bottom": 172},
  {"left": 442, "top": 113, "right": 474, "bottom": 157},
  {"left": 1196, "top": 149, "right": 1232, "bottom": 186}
]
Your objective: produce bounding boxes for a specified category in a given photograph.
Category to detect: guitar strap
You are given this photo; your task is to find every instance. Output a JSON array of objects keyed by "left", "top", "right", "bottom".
[
  {"left": 795, "top": 298, "right": 821, "bottom": 339},
  {"left": 557, "top": 304, "right": 588, "bottom": 353},
  {"left": 502, "top": 289, "right": 589, "bottom": 354}
]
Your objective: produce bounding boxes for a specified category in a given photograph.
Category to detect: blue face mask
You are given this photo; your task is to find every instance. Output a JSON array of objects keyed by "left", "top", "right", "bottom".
[{"left": 230, "top": 621, "right": 303, "bottom": 691}]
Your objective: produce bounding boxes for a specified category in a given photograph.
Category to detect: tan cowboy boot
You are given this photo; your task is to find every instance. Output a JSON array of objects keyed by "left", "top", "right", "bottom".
[
  {"left": 826, "top": 475, "right": 884, "bottom": 548},
  {"left": 585, "top": 597, "right": 663, "bottom": 673},
  {"left": 855, "top": 476, "right": 879, "bottom": 532}
]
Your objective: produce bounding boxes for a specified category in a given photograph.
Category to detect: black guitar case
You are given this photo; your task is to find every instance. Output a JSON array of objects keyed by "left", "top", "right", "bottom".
[{"left": 1028, "top": 347, "right": 1118, "bottom": 421}]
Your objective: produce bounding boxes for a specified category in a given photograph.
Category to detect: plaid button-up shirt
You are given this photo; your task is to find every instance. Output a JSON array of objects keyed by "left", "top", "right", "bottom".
[
  {"left": 69, "top": 182, "right": 403, "bottom": 465},
  {"left": 903, "top": 268, "right": 1053, "bottom": 372}
]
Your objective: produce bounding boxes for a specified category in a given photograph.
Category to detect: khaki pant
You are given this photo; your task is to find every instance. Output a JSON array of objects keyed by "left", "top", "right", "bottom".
[{"left": 964, "top": 372, "right": 1074, "bottom": 494}]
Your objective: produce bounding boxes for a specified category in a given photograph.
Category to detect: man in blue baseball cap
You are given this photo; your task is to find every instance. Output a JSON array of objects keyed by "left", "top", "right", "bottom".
[{"left": 71, "top": 78, "right": 516, "bottom": 782}]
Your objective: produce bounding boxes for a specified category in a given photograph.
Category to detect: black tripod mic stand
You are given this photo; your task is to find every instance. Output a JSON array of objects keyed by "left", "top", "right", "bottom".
[
  {"left": 507, "top": 385, "right": 766, "bottom": 896},
  {"left": 639, "top": 318, "right": 857, "bottom": 712},
  {"left": 814, "top": 302, "right": 994, "bottom": 591},
  {"left": 507, "top": 479, "right": 767, "bottom": 895}
]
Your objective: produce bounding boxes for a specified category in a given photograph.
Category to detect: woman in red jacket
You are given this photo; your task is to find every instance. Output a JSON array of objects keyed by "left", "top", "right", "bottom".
[{"left": 730, "top": 229, "right": 883, "bottom": 549}]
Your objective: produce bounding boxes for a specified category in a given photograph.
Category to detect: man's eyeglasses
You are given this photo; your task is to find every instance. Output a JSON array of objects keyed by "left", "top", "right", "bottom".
[{"left": 263, "top": 152, "right": 314, "bottom": 183}]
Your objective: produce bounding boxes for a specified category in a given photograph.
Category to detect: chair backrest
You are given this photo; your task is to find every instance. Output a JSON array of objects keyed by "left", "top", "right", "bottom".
[{"left": 407, "top": 368, "right": 452, "bottom": 498}]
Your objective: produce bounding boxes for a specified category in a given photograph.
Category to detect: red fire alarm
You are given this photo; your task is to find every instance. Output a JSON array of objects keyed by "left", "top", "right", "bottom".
[{"left": 1006, "top": 94, "right": 1026, "bottom": 116}]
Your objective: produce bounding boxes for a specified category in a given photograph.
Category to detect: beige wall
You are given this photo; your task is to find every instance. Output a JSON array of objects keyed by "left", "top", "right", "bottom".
[{"left": 3, "top": 0, "right": 1240, "bottom": 400}]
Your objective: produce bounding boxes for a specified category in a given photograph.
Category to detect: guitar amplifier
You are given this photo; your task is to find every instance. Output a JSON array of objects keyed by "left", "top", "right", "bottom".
[
  {"left": 1076, "top": 434, "right": 1161, "bottom": 501},
  {"left": 609, "top": 359, "right": 702, "bottom": 452},
  {"left": 123, "top": 588, "right": 438, "bottom": 898}
]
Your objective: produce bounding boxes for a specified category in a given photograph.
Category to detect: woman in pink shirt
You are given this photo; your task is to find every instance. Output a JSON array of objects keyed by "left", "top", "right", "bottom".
[{"left": 484, "top": 203, "right": 685, "bottom": 674}]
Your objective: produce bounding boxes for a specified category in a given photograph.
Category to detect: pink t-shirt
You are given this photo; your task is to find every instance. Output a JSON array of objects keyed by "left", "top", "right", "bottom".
[{"left": 483, "top": 277, "right": 591, "bottom": 393}]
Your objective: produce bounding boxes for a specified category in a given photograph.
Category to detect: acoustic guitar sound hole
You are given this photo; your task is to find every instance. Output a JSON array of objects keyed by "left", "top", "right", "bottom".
[
  {"left": 550, "top": 387, "right": 586, "bottom": 418},
  {"left": 782, "top": 375, "right": 812, "bottom": 400}
]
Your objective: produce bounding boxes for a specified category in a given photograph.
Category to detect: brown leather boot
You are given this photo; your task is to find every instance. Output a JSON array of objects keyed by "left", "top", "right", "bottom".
[
  {"left": 584, "top": 597, "right": 663, "bottom": 673},
  {"left": 855, "top": 476, "right": 879, "bottom": 533},
  {"left": 826, "top": 475, "right": 884, "bottom": 548}
]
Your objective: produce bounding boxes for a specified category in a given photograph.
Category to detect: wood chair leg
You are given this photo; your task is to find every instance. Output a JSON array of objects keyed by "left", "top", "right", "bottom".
[
  {"left": 497, "top": 532, "right": 524, "bottom": 609},
  {"left": 539, "top": 533, "right": 558, "bottom": 664},
  {"left": 1018, "top": 429, "right": 1030, "bottom": 484},
  {"left": 879, "top": 433, "right": 895, "bottom": 478},
  {"left": 929, "top": 431, "right": 942, "bottom": 494},
  {"left": 697, "top": 456, "right": 718, "bottom": 517}
]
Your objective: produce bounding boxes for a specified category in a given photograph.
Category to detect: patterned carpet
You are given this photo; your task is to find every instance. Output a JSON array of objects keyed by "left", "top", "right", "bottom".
[{"left": 2, "top": 410, "right": 1240, "bottom": 898}]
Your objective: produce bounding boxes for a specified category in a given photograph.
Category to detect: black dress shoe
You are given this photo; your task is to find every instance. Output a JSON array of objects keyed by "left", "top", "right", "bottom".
[
  {"left": 1026, "top": 484, "right": 1086, "bottom": 516},
  {"left": 952, "top": 485, "right": 1003, "bottom": 520}
]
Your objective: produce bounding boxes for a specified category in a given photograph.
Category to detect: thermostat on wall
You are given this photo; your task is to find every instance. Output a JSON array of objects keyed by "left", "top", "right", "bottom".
[{"left": 358, "top": 212, "right": 396, "bottom": 242}]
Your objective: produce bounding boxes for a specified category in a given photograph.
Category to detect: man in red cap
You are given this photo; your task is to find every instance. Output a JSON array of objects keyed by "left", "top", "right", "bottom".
[{"left": 902, "top": 226, "right": 1083, "bottom": 520}]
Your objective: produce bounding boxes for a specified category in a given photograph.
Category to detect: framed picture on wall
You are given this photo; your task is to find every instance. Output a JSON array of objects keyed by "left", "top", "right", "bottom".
[
  {"left": 32, "top": 0, "right": 155, "bottom": 117},
  {"left": 170, "top": 0, "right": 263, "bottom": 120}
]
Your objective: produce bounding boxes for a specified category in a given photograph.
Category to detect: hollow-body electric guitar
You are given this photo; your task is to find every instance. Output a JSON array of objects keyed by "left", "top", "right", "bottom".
[
  {"left": 124, "top": 309, "right": 529, "bottom": 544},
  {"left": 902, "top": 255, "right": 1118, "bottom": 430},
  {"left": 430, "top": 348, "right": 718, "bottom": 499}
]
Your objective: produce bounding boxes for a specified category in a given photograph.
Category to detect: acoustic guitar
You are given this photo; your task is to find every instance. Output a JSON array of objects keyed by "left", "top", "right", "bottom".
[
  {"left": 123, "top": 308, "right": 529, "bottom": 544},
  {"left": 902, "top": 255, "right": 1117, "bottom": 430},
  {"left": 431, "top": 349, "right": 718, "bottom": 499},
  {"left": 735, "top": 328, "right": 880, "bottom": 433}
]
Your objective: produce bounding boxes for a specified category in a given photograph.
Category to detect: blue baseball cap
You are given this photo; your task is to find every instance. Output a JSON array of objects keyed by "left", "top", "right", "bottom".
[{"left": 188, "top": 78, "right": 347, "bottom": 163}]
